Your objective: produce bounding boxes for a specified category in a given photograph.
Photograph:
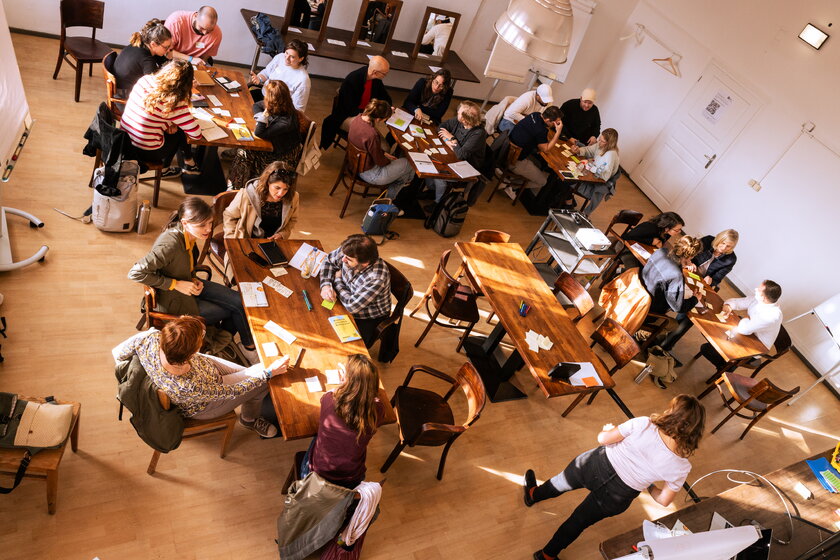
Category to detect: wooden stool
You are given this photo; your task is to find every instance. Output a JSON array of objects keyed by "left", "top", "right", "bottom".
[{"left": 0, "top": 397, "right": 81, "bottom": 514}]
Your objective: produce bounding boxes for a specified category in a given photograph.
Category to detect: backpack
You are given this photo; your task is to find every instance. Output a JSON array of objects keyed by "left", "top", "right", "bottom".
[
  {"left": 425, "top": 189, "right": 468, "bottom": 237},
  {"left": 642, "top": 345, "right": 677, "bottom": 386},
  {"left": 91, "top": 160, "right": 140, "bottom": 232},
  {"left": 361, "top": 193, "right": 399, "bottom": 243}
]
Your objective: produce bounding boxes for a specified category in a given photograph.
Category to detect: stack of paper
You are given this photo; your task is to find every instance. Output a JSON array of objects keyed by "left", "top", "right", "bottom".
[
  {"left": 448, "top": 161, "right": 480, "bottom": 179},
  {"left": 289, "top": 243, "right": 328, "bottom": 275},
  {"left": 240, "top": 282, "right": 268, "bottom": 307},
  {"left": 408, "top": 152, "right": 438, "bottom": 175},
  {"left": 565, "top": 362, "right": 602, "bottom": 387},
  {"left": 388, "top": 108, "right": 413, "bottom": 131},
  {"left": 525, "top": 330, "right": 553, "bottom": 353}
]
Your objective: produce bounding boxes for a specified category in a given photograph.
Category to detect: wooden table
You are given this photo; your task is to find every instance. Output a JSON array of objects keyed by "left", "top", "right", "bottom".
[
  {"left": 240, "top": 9, "right": 480, "bottom": 83},
  {"left": 225, "top": 238, "right": 396, "bottom": 439},
  {"left": 454, "top": 242, "right": 632, "bottom": 412},
  {"left": 386, "top": 117, "right": 478, "bottom": 181},
  {"left": 600, "top": 450, "right": 840, "bottom": 559},
  {"left": 0, "top": 397, "right": 80, "bottom": 514},
  {"left": 191, "top": 68, "right": 272, "bottom": 152},
  {"left": 540, "top": 140, "right": 604, "bottom": 184}
]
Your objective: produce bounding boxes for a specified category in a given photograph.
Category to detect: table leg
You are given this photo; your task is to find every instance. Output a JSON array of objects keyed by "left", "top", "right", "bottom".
[
  {"left": 250, "top": 44, "right": 261, "bottom": 74},
  {"left": 464, "top": 323, "right": 527, "bottom": 402}
]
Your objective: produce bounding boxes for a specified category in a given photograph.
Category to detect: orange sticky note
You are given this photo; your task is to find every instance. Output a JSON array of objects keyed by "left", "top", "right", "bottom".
[{"left": 582, "top": 376, "right": 598, "bottom": 387}]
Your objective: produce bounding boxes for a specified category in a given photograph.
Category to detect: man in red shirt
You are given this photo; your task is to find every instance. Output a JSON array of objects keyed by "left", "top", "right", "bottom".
[{"left": 165, "top": 6, "right": 223, "bottom": 66}]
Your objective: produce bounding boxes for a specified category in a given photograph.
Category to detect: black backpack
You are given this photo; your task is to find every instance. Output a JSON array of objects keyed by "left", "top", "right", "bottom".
[{"left": 425, "top": 189, "right": 469, "bottom": 237}]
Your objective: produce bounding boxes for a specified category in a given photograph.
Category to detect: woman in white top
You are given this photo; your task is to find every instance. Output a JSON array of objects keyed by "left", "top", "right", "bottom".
[
  {"left": 248, "top": 39, "right": 311, "bottom": 112},
  {"left": 568, "top": 127, "right": 620, "bottom": 216},
  {"left": 524, "top": 394, "right": 705, "bottom": 560}
]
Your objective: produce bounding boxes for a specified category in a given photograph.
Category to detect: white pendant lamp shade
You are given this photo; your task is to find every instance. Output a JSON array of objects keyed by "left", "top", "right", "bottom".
[{"left": 494, "top": 0, "right": 574, "bottom": 63}]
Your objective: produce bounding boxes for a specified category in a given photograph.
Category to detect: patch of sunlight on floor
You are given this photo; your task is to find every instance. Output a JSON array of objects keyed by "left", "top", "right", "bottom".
[
  {"left": 780, "top": 427, "right": 810, "bottom": 453},
  {"left": 391, "top": 256, "right": 425, "bottom": 269},
  {"left": 398, "top": 451, "right": 425, "bottom": 462},
  {"left": 766, "top": 417, "right": 840, "bottom": 441},
  {"left": 476, "top": 465, "right": 535, "bottom": 486},
  {"left": 298, "top": 231, "right": 312, "bottom": 236},
  {"left": 742, "top": 425, "right": 780, "bottom": 438}
]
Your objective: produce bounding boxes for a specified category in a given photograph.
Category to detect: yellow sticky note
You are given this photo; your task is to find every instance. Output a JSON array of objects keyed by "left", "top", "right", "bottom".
[{"left": 321, "top": 299, "right": 336, "bottom": 310}]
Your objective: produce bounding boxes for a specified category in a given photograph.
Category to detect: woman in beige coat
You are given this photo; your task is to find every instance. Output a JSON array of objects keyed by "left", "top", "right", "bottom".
[{"left": 223, "top": 161, "right": 300, "bottom": 240}]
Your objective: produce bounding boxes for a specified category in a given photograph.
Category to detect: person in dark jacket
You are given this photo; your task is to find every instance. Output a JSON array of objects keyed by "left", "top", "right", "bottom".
[
  {"left": 559, "top": 88, "right": 601, "bottom": 146},
  {"left": 619, "top": 211, "right": 685, "bottom": 270},
  {"left": 113, "top": 19, "right": 172, "bottom": 94},
  {"left": 641, "top": 236, "right": 703, "bottom": 316},
  {"left": 659, "top": 229, "right": 739, "bottom": 353},
  {"left": 402, "top": 69, "right": 453, "bottom": 124},
  {"left": 320, "top": 57, "right": 392, "bottom": 149},
  {"left": 425, "top": 100, "right": 487, "bottom": 202},
  {"left": 227, "top": 80, "right": 301, "bottom": 189}
]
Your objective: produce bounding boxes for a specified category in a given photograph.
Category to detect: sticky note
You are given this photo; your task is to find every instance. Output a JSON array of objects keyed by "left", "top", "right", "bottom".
[
  {"left": 264, "top": 320, "right": 296, "bottom": 345},
  {"left": 207, "top": 94, "right": 222, "bottom": 106},
  {"left": 582, "top": 376, "right": 599, "bottom": 387},
  {"left": 401, "top": 142, "right": 413, "bottom": 150},
  {"left": 433, "top": 138, "right": 443, "bottom": 145},
  {"left": 262, "top": 342, "right": 279, "bottom": 357},
  {"left": 219, "top": 109, "right": 231, "bottom": 117},
  {"left": 402, "top": 132, "right": 414, "bottom": 142},
  {"left": 305, "top": 376, "right": 323, "bottom": 393},
  {"left": 424, "top": 128, "right": 433, "bottom": 135},
  {"left": 321, "top": 299, "right": 336, "bottom": 310},
  {"left": 270, "top": 267, "right": 288, "bottom": 277},
  {"left": 233, "top": 117, "right": 245, "bottom": 124},
  {"left": 325, "top": 369, "right": 342, "bottom": 385},
  {"left": 211, "top": 108, "right": 223, "bottom": 114},
  {"left": 230, "top": 93, "right": 240, "bottom": 98}
]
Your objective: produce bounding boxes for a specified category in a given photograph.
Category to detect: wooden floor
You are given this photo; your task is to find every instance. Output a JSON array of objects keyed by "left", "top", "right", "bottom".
[{"left": 2, "top": 34, "right": 838, "bottom": 559}]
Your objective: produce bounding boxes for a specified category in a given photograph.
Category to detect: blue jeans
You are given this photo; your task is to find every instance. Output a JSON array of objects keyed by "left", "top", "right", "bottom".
[
  {"left": 425, "top": 177, "right": 449, "bottom": 202},
  {"left": 196, "top": 279, "right": 253, "bottom": 347},
  {"left": 498, "top": 118, "right": 515, "bottom": 133},
  {"left": 542, "top": 447, "right": 639, "bottom": 556},
  {"left": 359, "top": 158, "right": 415, "bottom": 200}
]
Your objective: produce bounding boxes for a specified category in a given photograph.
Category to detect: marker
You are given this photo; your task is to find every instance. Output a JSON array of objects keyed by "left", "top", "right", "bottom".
[{"left": 302, "top": 289, "right": 313, "bottom": 311}]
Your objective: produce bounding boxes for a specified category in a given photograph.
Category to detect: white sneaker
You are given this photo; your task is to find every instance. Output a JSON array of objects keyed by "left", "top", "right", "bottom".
[
  {"left": 503, "top": 186, "right": 516, "bottom": 200},
  {"left": 237, "top": 342, "right": 260, "bottom": 365},
  {"left": 240, "top": 417, "right": 278, "bottom": 438}
]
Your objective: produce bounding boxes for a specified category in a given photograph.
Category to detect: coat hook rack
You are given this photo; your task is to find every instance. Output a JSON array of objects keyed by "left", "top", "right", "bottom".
[{"left": 620, "top": 23, "right": 682, "bottom": 78}]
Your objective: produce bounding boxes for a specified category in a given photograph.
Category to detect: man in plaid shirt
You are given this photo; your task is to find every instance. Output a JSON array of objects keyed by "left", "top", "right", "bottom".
[{"left": 320, "top": 234, "right": 391, "bottom": 347}]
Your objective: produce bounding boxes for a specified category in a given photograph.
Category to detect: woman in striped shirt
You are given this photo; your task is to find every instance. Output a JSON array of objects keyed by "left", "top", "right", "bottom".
[{"left": 121, "top": 59, "right": 202, "bottom": 178}]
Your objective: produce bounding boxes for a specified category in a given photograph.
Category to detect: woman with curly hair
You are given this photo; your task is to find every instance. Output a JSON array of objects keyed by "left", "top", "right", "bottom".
[
  {"left": 524, "top": 394, "right": 706, "bottom": 560},
  {"left": 113, "top": 18, "right": 173, "bottom": 94},
  {"left": 403, "top": 68, "right": 453, "bottom": 124},
  {"left": 226, "top": 80, "right": 302, "bottom": 189},
  {"left": 121, "top": 59, "right": 201, "bottom": 178},
  {"left": 223, "top": 161, "right": 300, "bottom": 240}
]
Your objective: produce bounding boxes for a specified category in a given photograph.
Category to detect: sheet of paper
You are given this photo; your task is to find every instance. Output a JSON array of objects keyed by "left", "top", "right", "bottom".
[
  {"left": 705, "top": 301, "right": 713, "bottom": 309},
  {"left": 233, "top": 117, "right": 245, "bottom": 124},
  {"left": 429, "top": 65, "right": 442, "bottom": 72},
  {"left": 357, "top": 40, "right": 371, "bottom": 47},
  {"left": 366, "top": 54, "right": 374, "bottom": 60},
  {"left": 289, "top": 243, "right": 328, "bottom": 275},
  {"left": 327, "top": 39, "right": 347, "bottom": 46},
  {"left": 228, "top": 80, "right": 241, "bottom": 89},
  {"left": 218, "top": 109, "right": 231, "bottom": 117},
  {"left": 630, "top": 243, "right": 652, "bottom": 260},
  {"left": 230, "top": 93, "right": 240, "bottom": 97},
  {"left": 408, "top": 151, "right": 438, "bottom": 174},
  {"left": 538, "top": 335, "right": 553, "bottom": 350},
  {"left": 262, "top": 276, "right": 292, "bottom": 297},
  {"left": 191, "top": 107, "right": 214, "bottom": 120},
  {"left": 288, "top": 27, "right": 302, "bottom": 33},
  {"left": 448, "top": 161, "right": 481, "bottom": 179},
  {"left": 423, "top": 149, "right": 433, "bottom": 156},
  {"left": 567, "top": 362, "right": 603, "bottom": 387},
  {"left": 525, "top": 330, "right": 541, "bottom": 353},
  {"left": 387, "top": 108, "right": 413, "bottom": 132},
  {"left": 401, "top": 142, "right": 413, "bottom": 150},
  {"left": 239, "top": 282, "right": 268, "bottom": 307},
  {"left": 262, "top": 342, "right": 279, "bottom": 357},
  {"left": 305, "top": 376, "right": 323, "bottom": 393},
  {"left": 207, "top": 94, "right": 222, "bottom": 106},
  {"left": 198, "top": 121, "right": 228, "bottom": 142},
  {"left": 418, "top": 52, "right": 430, "bottom": 58},
  {"left": 409, "top": 124, "right": 426, "bottom": 136},
  {"left": 325, "top": 369, "right": 342, "bottom": 385},
  {"left": 561, "top": 150, "right": 572, "bottom": 157},
  {"left": 211, "top": 108, "right": 223, "bottom": 114},
  {"left": 321, "top": 299, "right": 336, "bottom": 310},
  {"left": 270, "top": 266, "right": 288, "bottom": 277},
  {"left": 401, "top": 132, "right": 414, "bottom": 142},
  {"left": 308, "top": 43, "right": 316, "bottom": 52},
  {"left": 423, "top": 128, "right": 433, "bottom": 135},
  {"left": 432, "top": 138, "right": 443, "bottom": 145},
  {"left": 391, "top": 50, "right": 409, "bottom": 58},
  {"left": 716, "top": 312, "right": 729, "bottom": 322},
  {"left": 264, "top": 320, "right": 296, "bottom": 345}
]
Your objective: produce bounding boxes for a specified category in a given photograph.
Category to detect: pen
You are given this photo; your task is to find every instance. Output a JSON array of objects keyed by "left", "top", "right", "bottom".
[{"left": 302, "top": 289, "right": 313, "bottom": 311}]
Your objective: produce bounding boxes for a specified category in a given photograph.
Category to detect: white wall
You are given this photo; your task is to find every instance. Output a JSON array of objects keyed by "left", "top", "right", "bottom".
[{"left": 0, "top": 0, "right": 29, "bottom": 169}]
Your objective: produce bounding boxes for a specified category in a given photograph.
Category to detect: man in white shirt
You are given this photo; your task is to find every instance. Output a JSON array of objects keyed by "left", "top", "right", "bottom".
[
  {"left": 698, "top": 280, "right": 783, "bottom": 369},
  {"left": 498, "top": 84, "right": 553, "bottom": 133},
  {"left": 421, "top": 18, "right": 454, "bottom": 56}
]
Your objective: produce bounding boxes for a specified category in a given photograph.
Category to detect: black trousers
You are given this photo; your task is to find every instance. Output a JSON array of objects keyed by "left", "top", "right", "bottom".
[
  {"left": 699, "top": 341, "right": 727, "bottom": 369},
  {"left": 355, "top": 316, "right": 385, "bottom": 349},
  {"left": 128, "top": 129, "right": 190, "bottom": 167},
  {"left": 535, "top": 446, "right": 640, "bottom": 557}
]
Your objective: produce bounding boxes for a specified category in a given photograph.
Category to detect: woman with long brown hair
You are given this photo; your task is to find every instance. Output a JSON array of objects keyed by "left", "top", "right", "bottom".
[
  {"left": 303, "top": 354, "right": 385, "bottom": 488},
  {"left": 113, "top": 18, "right": 173, "bottom": 93},
  {"left": 403, "top": 68, "right": 453, "bottom": 124},
  {"left": 121, "top": 59, "right": 201, "bottom": 178},
  {"left": 128, "top": 197, "right": 259, "bottom": 363},
  {"left": 223, "top": 161, "right": 300, "bottom": 240},
  {"left": 226, "top": 79, "right": 302, "bottom": 189},
  {"left": 524, "top": 395, "right": 706, "bottom": 560}
]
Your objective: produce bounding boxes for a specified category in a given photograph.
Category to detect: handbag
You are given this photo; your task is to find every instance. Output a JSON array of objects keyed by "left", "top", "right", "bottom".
[
  {"left": 0, "top": 393, "right": 75, "bottom": 494},
  {"left": 360, "top": 193, "right": 399, "bottom": 244},
  {"left": 645, "top": 346, "right": 677, "bottom": 387}
]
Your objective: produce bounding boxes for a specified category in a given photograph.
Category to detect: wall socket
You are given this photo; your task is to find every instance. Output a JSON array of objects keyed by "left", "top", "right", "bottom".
[{"left": 748, "top": 179, "right": 761, "bottom": 192}]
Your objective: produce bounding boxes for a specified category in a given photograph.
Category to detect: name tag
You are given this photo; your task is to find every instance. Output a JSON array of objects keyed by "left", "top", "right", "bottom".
[{"left": 196, "top": 41, "right": 205, "bottom": 49}]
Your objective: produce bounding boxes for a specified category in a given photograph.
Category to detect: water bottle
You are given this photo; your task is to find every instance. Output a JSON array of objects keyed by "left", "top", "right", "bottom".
[{"left": 137, "top": 200, "right": 151, "bottom": 235}]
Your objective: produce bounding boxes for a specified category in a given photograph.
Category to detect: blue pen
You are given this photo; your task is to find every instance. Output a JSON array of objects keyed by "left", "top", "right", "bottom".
[{"left": 302, "top": 289, "right": 313, "bottom": 311}]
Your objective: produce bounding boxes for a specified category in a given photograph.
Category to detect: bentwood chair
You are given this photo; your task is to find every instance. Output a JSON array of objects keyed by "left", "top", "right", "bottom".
[
  {"left": 368, "top": 261, "right": 413, "bottom": 361},
  {"left": 410, "top": 250, "right": 480, "bottom": 352},
  {"left": 562, "top": 318, "right": 640, "bottom": 417},
  {"left": 147, "top": 389, "right": 237, "bottom": 475},
  {"left": 380, "top": 362, "right": 486, "bottom": 480},
  {"left": 329, "top": 143, "right": 380, "bottom": 218},
  {"left": 554, "top": 271, "right": 595, "bottom": 323},
  {"left": 471, "top": 229, "right": 511, "bottom": 243},
  {"left": 101, "top": 51, "right": 125, "bottom": 119},
  {"left": 598, "top": 209, "right": 644, "bottom": 287},
  {"left": 53, "top": 0, "right": 113, "bottom": 102},
  {"left": 707, "top": 373, "right": 799, "bottom": 440},
  {"left": 196, "top": 191, "right": 238, "bottom": 285},
  {"left": 487, "top": 142, "right": 529, "bottom": 206}
]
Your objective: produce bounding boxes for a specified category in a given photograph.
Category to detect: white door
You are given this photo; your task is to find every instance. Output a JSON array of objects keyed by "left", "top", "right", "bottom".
[{"left": 632, "top": 61, "right": 762, "bottom": 210}]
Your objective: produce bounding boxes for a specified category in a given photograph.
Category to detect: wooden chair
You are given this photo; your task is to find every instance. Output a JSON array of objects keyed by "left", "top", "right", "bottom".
[
  {"left": 486, "top": 142, "right": 529, "bottom": 206},
  {"left": 328, "top": 143, "right": 380, "bottom": 218},
  {"left": 101, "top": 51, "right": 125, "bottom": 119},
  {"left": 471, "top": 229, "right": 511, "bottom": 243},
  {"left": 140, "top": 265, "right": 212, "bottom": 330},
  {"left": 196, "top": 191, "right": 238, "bottom": 285},
  {"left": 707, "top": 373, "right": 799, "bottom": 440},
  {"left": 572, "top": 169, "right": 622, "bottom": 216},
  {"left": 409, "top": 250, "right": 480, "bottom": 352},
  {"left": 562, "top": 319, "right": 639, "bottom": 417},
  {"left": 380, "top": 362, "right": 486, "bottom": 480},
  {"left": 53, "top": 0, "right": 113, "bottom": 102},
  {"left": 598, "top": 209, "right": 644, "bottom": 287},
  {"left": 282, "top": 450, "right": 307, "bottom": 495},
  {"left": 0, "top": 397, "right": 80, "bottom": 514},
  {"left": 147, "top": 389, "right": 237, "bottom": 475},
  {"left": 554, "top": 271, "right": 594, "bottom": 323},
  {"left": 368, "top": 261, "right": 413, "bottom": 359}
]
